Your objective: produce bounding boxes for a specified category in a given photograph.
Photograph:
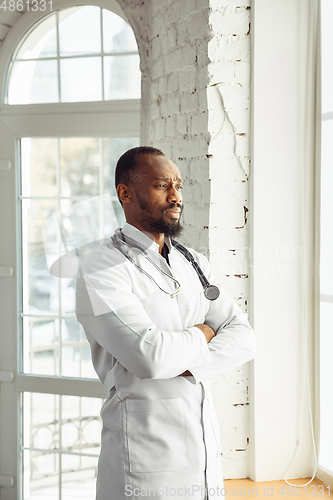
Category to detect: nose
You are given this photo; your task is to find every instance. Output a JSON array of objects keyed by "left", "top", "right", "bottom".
[{"left": 166, "top": 186, "right": 182, "bottom": 205}]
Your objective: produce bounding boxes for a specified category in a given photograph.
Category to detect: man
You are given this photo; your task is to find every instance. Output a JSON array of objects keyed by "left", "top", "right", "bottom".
[{"left": 75, "top": 146, "right": 256, "bottom": 500}]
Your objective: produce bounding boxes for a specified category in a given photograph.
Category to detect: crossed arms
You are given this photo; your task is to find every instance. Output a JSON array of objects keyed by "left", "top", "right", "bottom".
[{"left": 76, "top": 247, "right": 255, "bottom": 384}]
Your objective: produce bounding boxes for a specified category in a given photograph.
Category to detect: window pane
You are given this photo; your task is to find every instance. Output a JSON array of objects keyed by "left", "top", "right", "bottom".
[
  {"left": 59, "top": 6, "right": 101, "bottom": 56},
  {"left": 16, "top": 13, "right": 57, "bottom": 60},
  {"left": 103, "top": 9, "right": 138, "bottom": 53},
  {"left": 61, "top": 396, "right": 102, "bottom": 453},
  {"left": 8, "top": 60, "right": 58, "bottom": 105},
  {"left": 57, "top": 197, "right": 117, "bottom": 252},
  {"left": 79, "top": 345, "right": 98, "bottom": 379},
  {"left": 319, "top": 302, "right": 333, "bottom": 472},
  {"left": 60, "top": 138, "right": 100, "bottom": 197},
  {"left": 61, "top": 458, "right": 98, "bottom": 500},
  {"left": 22, "top": 393, "right": 102, "bottom": 500},
  {"left": 103, "top": 137, "right": 139, "bottom": 227},
  {"left": 22, "top": 199, "right": 59, "bottom": 316},
  {"left": 60, "top": 57, "right": 102, "bottom": 102},
  {"left": 22, "top": 313, "right": 98, "bottom": 378},
  {"left": 320, "top": 1, "right": 333, "bottom": 477},
  {"left": 61, "top": 320, "right": 95, "bottom": 378},
  {"left": 60, "top": 278, "right": 76, "bottom": 314},
  {"left": 20, "top": 137, "right": 138, "bottom": 378},
  {"left": 21, "top": 138, "right": 57, "bottom": 198},
  {"left": 23, "top": 317, "right": 59, "bottom": 376},
  {"left": 7, "top": 6, "right": 140, "bottom": 104},
  {"left": 322, "top": 0, "right": 333, "bottom": 113},
  {"left": 104, "top": 54, "right": 140, "bottom": 100},
  {"left": 22, "top": 393, "right": 59, "bottom": 450},
  {"left": 23, "top": 450, "right": 60, "bottom": 500},
  {"left": 103, "top": 137, "right": 140, "bottom": 197},
  {"left": 61, "top": 319, "right": 79, "bottom": 377},
  {"left": 320, "top": 120, "right": 333, "bottom": 296}
]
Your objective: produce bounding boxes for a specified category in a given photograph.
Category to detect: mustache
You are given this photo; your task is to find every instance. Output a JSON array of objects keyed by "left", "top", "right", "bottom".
[{"left": 164, "top": 203, "right": 183, "bottom": 212}]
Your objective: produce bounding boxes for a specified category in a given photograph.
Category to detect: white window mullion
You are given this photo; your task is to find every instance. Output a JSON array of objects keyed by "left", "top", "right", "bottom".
[
  {"left": 12, "top": 51, "right": 138, "bottom": 63},
  {"left": 100, "top": 8, "right": 105, "bottom": 101},
  {"left": 57, "top": 138, "right": 62, "bottom": 378},
  {"left": 56, "top": 11, "right": 61, "bottom": 103},
  {"left": 99, "top": 137, "right": 104, "bottom": 239}
]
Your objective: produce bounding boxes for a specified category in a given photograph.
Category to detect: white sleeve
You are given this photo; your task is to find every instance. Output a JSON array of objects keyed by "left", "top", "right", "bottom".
[
  {"left": 75, "top": 259, "right": 213, "bottom": 381},
  {"left": 185, "top": 251, "right": 256, "bottom": 384}
]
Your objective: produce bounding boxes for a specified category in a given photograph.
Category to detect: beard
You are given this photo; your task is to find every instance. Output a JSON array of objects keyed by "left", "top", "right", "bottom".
[{"left": 136, "top": 194, "right": 184, "bottom": 238}]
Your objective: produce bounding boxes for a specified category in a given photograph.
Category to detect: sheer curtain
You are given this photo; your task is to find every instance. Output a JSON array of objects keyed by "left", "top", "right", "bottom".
[{"left": 317, "top": 0, "right": 333, "bottom": 486}]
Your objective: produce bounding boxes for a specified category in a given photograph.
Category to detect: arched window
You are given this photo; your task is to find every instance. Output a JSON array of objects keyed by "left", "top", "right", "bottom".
[
  {"left": 0, "top": 4, "right": 140, "bottom": 498},
  {"left": 6, "top": 6, "right": 141, "bottom": 104}
]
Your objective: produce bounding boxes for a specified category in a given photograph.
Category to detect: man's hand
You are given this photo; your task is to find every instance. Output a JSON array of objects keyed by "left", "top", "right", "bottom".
[{"left": 194, "top": 324, "right": 216, "bottom": 343}]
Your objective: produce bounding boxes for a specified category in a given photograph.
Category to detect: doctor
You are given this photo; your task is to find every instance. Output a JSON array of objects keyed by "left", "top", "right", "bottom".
[{"left": 75, "top": 146, "right": 256, "bottom": 500}]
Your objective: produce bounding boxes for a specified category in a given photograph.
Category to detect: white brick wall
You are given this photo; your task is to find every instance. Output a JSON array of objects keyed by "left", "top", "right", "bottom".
[
  {"left": 122, "top": 0, "right": 252, "bottom": 478},
  {"left": 134, "top": 0, "right": 252, "bottom": 478},
  {"left": 146, "top": 0, "right": 211, "bottom": 251},
  {"left": 207, "top": 1, "right": 251, "bottom": 478}
]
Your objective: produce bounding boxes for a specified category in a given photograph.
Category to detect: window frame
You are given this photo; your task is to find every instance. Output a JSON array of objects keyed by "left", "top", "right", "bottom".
[
  {"left": 250, "top": 0, "right": 322, "bottom": 484},
  {"left": 5, "top": 5, "right": 141, "bottom": 105},
  {"left": 0, "top": 0, "right": 134, "bottom": 105},
  {"left": 314, "top": 0, "right": 333, "bottom": 488}
]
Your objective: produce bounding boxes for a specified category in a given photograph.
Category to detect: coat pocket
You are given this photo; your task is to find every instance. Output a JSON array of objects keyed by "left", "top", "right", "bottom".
[{"left": 124, "top": 398, "right": 188, "bottom": 473}]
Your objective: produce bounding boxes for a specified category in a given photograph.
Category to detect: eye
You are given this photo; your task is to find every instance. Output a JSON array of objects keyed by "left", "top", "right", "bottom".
[
  {"left": 155, "top": 184, "right": 167, "bottom": 188},
  {"left": 176, "top": 185, "right": 183, "bottom": 190}
]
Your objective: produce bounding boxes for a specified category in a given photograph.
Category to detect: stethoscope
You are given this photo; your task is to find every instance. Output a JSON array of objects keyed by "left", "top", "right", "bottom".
[{"left": 111, "top": 229, "right": 220, "bottom": 301}]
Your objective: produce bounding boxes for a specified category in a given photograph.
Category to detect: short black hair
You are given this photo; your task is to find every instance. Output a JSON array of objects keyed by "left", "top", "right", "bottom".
[{"left": 115, "top": 146, "right": 165, "bottom": 191}]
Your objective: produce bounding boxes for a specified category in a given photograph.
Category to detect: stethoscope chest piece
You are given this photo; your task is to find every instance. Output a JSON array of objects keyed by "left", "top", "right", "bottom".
[{"left": 203, "top": 284, "right": 220, "bottom": 301}]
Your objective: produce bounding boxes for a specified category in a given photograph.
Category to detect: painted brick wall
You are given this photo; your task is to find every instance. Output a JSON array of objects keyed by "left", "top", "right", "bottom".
[
  {"left": 144, "top": 0, "right": 211, "bottom": 253},
  {"left": 121, "top": 0, "right": 252, "bottom": 479},
  {"left": 118, "top": 0, "right": 211, "bottom": 251},
  {"left": 207, "top": 0, "right": 252, "bottom": 478},
  {"left": 137, "top": 0, "right": 252, "bottom": 478}
]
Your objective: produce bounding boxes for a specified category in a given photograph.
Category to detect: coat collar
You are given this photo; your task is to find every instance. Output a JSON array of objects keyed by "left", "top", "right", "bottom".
[{"left": 120, "top": 222, "right": 172, "bottom": 255}]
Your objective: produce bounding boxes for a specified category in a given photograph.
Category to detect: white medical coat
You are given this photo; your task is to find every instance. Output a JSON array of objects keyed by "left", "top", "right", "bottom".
[{"left": 75, "top": 222, "right": 256, "bottom": 500}]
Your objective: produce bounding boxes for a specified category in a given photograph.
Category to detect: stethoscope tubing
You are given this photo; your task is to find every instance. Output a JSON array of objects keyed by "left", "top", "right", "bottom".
[
  {"left": 111, "top": 230, "right": 219, "bottom": 300},
  {"left": 112, "top": 232, "right": 181, "bottom": 297},
  {"left": 171, "top": 239, "right": 220, "bottom": 301}
]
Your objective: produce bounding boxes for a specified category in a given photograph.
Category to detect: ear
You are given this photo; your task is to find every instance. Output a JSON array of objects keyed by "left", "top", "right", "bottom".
[{"left": 117, "top": 184, "right": 132, "bottom": 204}]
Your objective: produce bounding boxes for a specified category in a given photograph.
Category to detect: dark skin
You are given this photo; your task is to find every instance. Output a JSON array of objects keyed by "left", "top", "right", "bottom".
[
  {"left": 117, "top": 153, "right": 183, "bottom": 253},
  {"left": 117, "top": 153, "right": 216, "bottom": 351}
]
